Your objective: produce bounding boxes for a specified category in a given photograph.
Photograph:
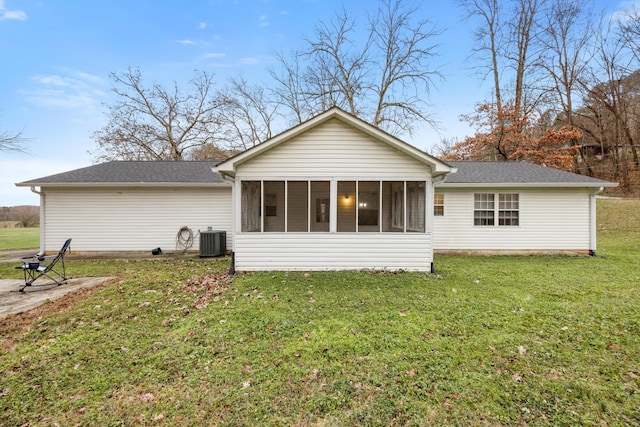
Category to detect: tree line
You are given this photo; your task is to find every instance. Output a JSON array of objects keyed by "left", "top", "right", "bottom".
[
  {"left": 88, "top": 0, "right": 640, "bottom": 193},
  {"left": 0, "top": 206, "right": 39, "bottom": 228}
]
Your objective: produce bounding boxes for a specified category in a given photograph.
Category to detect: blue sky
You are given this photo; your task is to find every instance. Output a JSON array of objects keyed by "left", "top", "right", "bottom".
[{"left": 0, "top": 0, "right": 631, "bottom": 206}]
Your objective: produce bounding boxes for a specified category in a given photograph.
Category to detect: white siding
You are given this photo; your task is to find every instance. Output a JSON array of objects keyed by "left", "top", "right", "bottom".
[
  {"left": 234, "top": 233, "right": 432, "bottom": 271},
  {"left": 433, "top": 188, "right": 593, "bottom": 252},
  {"left": 231, "top": 118, "right": 435, "bottom": 271},
  {"left": 237, "top": 118, "right": 431, "bottom": 179},
  {"left": 42, "top": 186, "right": 232, "bottom": 252}
]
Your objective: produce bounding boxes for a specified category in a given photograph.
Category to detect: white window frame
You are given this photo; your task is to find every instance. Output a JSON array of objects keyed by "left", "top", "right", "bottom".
[
  {"left": 240, "top": 179, "right": 428, "bottom": 233},
  {"left": 473, "top": 193, "right": 519, "bottom": 227}
]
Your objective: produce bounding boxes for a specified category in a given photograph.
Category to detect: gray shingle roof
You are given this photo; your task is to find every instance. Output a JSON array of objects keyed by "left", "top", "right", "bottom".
[
  {"left": 16, "top": 159, "right": 617, "bottom": 188},
  {"left": 17, "top": 161, "right": 225, "bottom": 186},
  {"left": 442, "top": 161, "right": 617, "bottom": 187}
]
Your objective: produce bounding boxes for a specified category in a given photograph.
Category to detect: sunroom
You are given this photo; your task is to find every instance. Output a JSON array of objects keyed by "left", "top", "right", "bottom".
[{"left": 215, "top": 107, "right": 454, "bottom": 272}]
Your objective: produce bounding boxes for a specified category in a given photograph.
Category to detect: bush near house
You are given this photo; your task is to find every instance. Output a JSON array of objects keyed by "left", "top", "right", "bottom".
[{"left": 0, "top": 199, "right": 638, "bottom": 426}]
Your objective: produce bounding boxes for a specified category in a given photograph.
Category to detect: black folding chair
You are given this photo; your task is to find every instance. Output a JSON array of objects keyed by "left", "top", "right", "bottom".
[{"left": 16, "top": 238, "right": 72, "bottom": 293}]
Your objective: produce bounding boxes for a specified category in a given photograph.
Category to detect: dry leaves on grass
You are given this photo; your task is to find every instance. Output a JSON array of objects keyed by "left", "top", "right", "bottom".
[{"left": 180, "top": 273, "right": 233, "bottom": 309}]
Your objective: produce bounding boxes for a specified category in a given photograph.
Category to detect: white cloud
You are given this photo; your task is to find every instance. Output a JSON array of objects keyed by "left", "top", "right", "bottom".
[
  {"left": 199, "top": 22, "right": 207, "bottom": 30},
  {"left": 239, "top": 57, "right": 260, "bottom": 65},
  {"left": 612, "top": 0, "right": 640, "bottom": 21},
  {"left": 24, "top": 70, "right": 106, "bottom": 111},
  {"left": 202, "top": 52, "right": 226, "bottom": 59},
  {"left": 259, "top": 15, "right": 269, "bottom": 27},
  {"left": 177, "top": 39, "right": 196, "bottom": 45},
  {"left": 0, "top": 0, "right": 27, "bottom": 21}
]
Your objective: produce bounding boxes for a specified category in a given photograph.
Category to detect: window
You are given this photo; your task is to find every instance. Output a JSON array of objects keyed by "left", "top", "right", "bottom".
[
  {"left": 474, "top": 193, "right": 519, "bottom": 226},
  {"left": 434, "top": 193, "right": 444, "bottom": 216},
  {"left": 240, "top": 180, "right": 427, "bottom": 233},
  {"left": 310, "top": 181, "right": 330, "bottom": 232},
  {"left": 337, "top": 181, "right": 356, "bottom": 232},
  {"left": 358, "top": 181, "right": 380, "bottom": 230},
  {"left": 406, "top": 181, "right": 425, "bottom": 232},
  {"left": 263, "top": 181, "right": 284, "bottom": 232},
  {"left": 382, "top": 181, "right": 403, "bottom": 232},
  {"left": 498, "top": 193, "right": 519, "bottom": 226},
  {"left": 474, "top": 193, "right": 494, "bottom": 226},
  {"left": 287, "top": 181, "right": 308, "bottom": 232}
]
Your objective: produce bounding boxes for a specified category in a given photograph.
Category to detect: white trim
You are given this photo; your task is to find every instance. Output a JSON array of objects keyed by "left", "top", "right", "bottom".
[
  {"left": 437, "top": 182, "right": 618, "bottom": 189},
  {"left": 16, "top": 182, "right": 231, "bottom": 188},
  {"left": 216, "top": 107, "right": 453, "bottom": 177}
]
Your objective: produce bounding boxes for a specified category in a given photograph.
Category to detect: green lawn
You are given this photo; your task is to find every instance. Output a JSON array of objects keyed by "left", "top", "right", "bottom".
[
  {"left": 0, "top": 227, "right": 39, "bottom": 251},
  {"left": 0, "top": 199, "right": 638, "bottom": 426}
]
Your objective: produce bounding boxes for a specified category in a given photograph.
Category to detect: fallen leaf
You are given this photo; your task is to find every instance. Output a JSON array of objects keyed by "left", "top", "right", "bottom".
[
  {"left": 547, "top": 369, "right": 563, "bottom": 380},
  {"left": 518, "top": 345, "right": 526, "bottom": 355},
  {"left": 139, "top": 393, "right": 155, "bottom": 402}
]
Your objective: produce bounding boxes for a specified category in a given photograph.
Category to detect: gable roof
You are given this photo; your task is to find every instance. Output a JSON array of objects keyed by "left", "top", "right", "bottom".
[
  {"left": 440, "top": 161, "right": 618, "bottom": 188},
  {"left": 215, "top": 107, "right": 454, "bottom": 178},
  {"left": 16, "top": 161, "right": 227, "bottom": 187}
]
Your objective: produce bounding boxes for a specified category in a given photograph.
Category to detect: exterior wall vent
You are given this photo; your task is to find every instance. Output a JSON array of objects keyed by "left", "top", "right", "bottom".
[{"left": 199, "top": 230, "right": 226, "bottom": 257}]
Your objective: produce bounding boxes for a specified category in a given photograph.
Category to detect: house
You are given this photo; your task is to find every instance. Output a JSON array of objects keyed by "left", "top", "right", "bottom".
[
  {"left": 16, "top": 161, "right": 233, "bottom": 255},
  {"left": 432, "top": 161, "right": 615, "bottom": 256},
  {"left": 16, "top": 107, "right": 617, "bottom": 272}
]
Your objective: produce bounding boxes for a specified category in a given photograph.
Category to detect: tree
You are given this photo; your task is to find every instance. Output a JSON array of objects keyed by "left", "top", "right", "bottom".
[
  {"left": 618, "top": 5, "right": 640, "bottom": 64},
  {"left": 461, "top": 0, "right": 504, "bottom": 111},
  {"left": 574, "top": 14, "right": 640, "bottom": 189},
  {"left": 0, "top": 127, "right": 27, "bottom": 153},
  {"left": 91, "top": 68, "right": 224, "bottom": 161},
  {"left": 0, "top": 112, "right": 28, "bottom": 153},
  {"left": 270, "top": 0, "right": 441, "bottom": 136},
  {"left": 303, "top": 8, "right": 370, "bottom": 116},
  {"left": 368, "top": 0, "right": 442, "bottom": 133},
  {"left": 444, "top": 101, "right": 580, "bottom": 170},
  {"left": 216, "top": 77, "right": 277, "bottom": 151},
  {"left": 461, "top": 0, "right": 547, "bottom": 114},
  {"left": 536, "top": 0, "right": 595, "bottom": 128}
]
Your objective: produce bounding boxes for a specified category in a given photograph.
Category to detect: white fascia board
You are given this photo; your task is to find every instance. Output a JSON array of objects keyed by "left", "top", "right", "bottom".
[
  {"left": 15, "top": 182, "right": 232, "bottom": 188},
  {"left": 435, "top": 182, "right": 619, "bottom": 189}
]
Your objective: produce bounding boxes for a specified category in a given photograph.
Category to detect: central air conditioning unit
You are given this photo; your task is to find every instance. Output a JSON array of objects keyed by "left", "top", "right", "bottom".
[{"left": 199, "top": 230, "right": 226, "bottom": 257}]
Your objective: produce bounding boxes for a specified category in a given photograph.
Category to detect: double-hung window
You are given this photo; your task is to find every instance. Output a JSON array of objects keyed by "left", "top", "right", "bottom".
[
  {"left": 434, "top": 193, "right": 444, "bottom": 216},
  {"left": 474, "top": 193, "right": 519, "bottom": 226},
  {"left": 498, "top": 193, "right": 519, "bottom": 226}
]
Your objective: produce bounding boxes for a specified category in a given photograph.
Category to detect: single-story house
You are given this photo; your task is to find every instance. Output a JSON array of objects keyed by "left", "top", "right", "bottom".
[{"left": 16, "top": 107, "right": 618, "bottom": 272}]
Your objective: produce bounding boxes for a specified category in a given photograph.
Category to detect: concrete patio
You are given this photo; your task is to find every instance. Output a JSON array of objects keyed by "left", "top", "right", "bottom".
[{"left": 0, "top": 276, "right": 115, "bottom": 319}]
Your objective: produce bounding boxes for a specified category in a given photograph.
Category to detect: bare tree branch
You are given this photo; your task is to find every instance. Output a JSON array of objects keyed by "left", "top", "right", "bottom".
[
  {"left": 91, "top": 67, "right": 224, "bottom": 161},
  {"left": 0, "top": 111, "right": 29, "bottom": 154}
]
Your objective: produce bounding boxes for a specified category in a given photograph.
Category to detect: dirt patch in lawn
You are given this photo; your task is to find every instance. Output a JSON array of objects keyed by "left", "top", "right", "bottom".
[{"left": 0, "top": 276, "right": 116, "bottom": 321}]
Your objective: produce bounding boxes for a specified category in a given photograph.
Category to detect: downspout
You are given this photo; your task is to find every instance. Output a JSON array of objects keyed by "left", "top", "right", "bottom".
[
  {"left": 589, "top": 186, "right": 605, "bottom": 257},
  {"left": 30, "top": 186, "right": 45, "bottom": 254},
  {"left": 430, "top": 173, "right": 451, "bottom": 274},
  {"left": 219, "top": 171, "right": 236, "bottom": 275}
]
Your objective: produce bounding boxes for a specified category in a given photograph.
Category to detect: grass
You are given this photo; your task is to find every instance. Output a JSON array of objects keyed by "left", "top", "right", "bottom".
[
  {"left": 0, "top": 227, "right": 39, "bottom": 251},
  {"left": 0, "top": 199, "right": 638, "bottom": 426}
]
